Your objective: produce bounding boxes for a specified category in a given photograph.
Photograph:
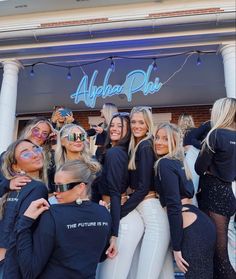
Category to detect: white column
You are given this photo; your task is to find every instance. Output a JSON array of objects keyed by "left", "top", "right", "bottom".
[
  {"left": 0, "top": 59, "right": 22, "bottom": 153},
  {"left": 219, "top": 43, "right": 236, "bottom": 98}
]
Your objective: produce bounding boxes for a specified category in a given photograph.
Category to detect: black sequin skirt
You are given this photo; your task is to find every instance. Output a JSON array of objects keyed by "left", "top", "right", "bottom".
[{"left": 198, "top": 174, "right": 236, "bottom": 217}]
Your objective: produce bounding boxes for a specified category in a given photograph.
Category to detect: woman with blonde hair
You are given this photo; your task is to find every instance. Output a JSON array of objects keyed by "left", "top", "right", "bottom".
[
  {"left": 15, "top": 160, "right": 111, "bottom": 279},
  {"left": 177, "top": 113, "right": 195, "bottom": 143},
  {"left": 87, "top": 103, "right": 118, "bottom": 163},
  {"left": 178, "top": 114, "right": 199, "bottom": 206},
  {"left": 48, "top": 124, "right": 100, "bottom": 202},
  {"left": 0, "top": 117, "right": 53, "bottom": 197},
  {"left": 0, "top": 118, "right": 53, "bottom": 276},
  {"left": 195, "top": 97, "right": 236, "bottom": 278},
  {"left": 54, "top": 124, "right": 100, "bottom": 171},
  {"left": 121, "top": 106, "right": 174, "bottom": 279},
  {"left": 0, "top": 139, "right": 49, "bottom": 278},
  {"left": 97, "top": 112, "right": 145, "bottom": 279},
  {"left": 154, "top": 123, "right": 216, "bottom": 278}
]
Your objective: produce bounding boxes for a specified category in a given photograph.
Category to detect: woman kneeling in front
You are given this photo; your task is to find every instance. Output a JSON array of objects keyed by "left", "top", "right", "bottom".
[{"left": 15, "top": 160, "right": 111, "bottom": 279}]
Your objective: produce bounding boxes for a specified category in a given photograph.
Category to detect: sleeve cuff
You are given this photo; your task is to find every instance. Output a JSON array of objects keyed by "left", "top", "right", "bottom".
[{"left": 16, "top": 215, "right": 35, "bottom": 233}]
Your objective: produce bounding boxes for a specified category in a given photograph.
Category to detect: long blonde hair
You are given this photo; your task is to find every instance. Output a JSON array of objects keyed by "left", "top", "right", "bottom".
[
  {"left": 19, "top": 117, "right": 54, "bottom": 148},
  {"left": 205, "top": 97, "right": 236, "bottom": 152},
  {"left": 178, "top": 114, "right": 195, "bottom": 140},
  {"left": 102, "top": 103, "right": 118, "bottom": 127},
  {"left": 1, "top": 139, "right": 48, "bottom": 184},
  {"left": 19, "top": 117, "right": 54, "bottom": 170},
  {"left": 128, "top": 106, "right": 154, "bottom": 170},
  {"left": 154, "top": 123, "right": 192, "bottom": 180},
  {"left": 55, "top": 124, "right": 101, "bottom": 173}
]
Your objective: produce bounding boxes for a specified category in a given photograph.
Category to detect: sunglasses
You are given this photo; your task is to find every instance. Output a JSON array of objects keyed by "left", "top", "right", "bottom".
[
  {"left": 55, "top": 181, "right": 87, "bottom": 192},
  {"left": 65, "top": 133, "right": 86, "bottom": 142},
  {"left": 133, "top": 106, "right": 152, "bottom": 112},
  {"left": 31, "top": 128, "right": 49, "bottom": 140},
  {"left": 20, "top": 146, "right": 43, "bottom": 160},
  {"left": 112, "top": 112, "right": 130, "bottom": 117}
]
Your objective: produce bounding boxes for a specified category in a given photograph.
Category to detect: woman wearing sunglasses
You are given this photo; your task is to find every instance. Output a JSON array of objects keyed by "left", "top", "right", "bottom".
[
  {"left": 0, "top": 118, "right": 52, "bottom": 277},
  {"left": 47, "top": 124, "right": 100, "bottom": 202},
  {"left": 15, "top": 160, "right": 111, "bottom": 279},
  {"left": 154, "top": 123, "right": 216, "bottom": 278},
  {"left": 55, "top": 124, "right": 100, "bottom": 171},
  {"left": 0, "top": 139, "right": 49, "bottom": 279},
  {"left": 121, "top": 106, "right": 174, "bottom": 279},
  {"left": 0, "top": 117, "right": 53, "bottom": 198},
  {"left": 97, "top": 113, "right": 144, "bottom": 279}
]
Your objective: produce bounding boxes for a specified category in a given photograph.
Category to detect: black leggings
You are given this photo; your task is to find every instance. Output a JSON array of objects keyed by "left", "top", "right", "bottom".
[
  {"left": 181, "top": 205, "right": 216, "bottom": 279},
  {"left": 204, "top": 210, "right": 236, "bottom": 279},
  {"left": 199, "top": 175, "right": 236, "bottom": 278}
]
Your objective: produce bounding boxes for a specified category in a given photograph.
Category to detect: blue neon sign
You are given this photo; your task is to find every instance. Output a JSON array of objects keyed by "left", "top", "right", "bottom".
[{"left": 70, "top": 65, "right": 162, "bottom": 108}]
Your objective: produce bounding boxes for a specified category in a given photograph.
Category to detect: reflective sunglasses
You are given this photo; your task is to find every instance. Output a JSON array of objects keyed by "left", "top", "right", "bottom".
[
  {"left": 132, "top": 106, "right": 152, "bottom": 112},
  {"left": 31, "top": 128, "right": 49, "bottom": 140},
  {"left": 55, "top": 181, "right": 87, "bottom": 192},
  {"left": 20, "top": 146, "right": 43, "bottom": 160},
  {"left": 112, "top": 112, "right": 130, "bottom": 117},
  {"left": 65, "top": 133, "right": 86, "bottom": 142}
]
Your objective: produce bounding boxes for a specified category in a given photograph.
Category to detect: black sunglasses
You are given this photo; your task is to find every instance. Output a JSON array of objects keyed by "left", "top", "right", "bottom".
[
  {"left": 112, "top": 112, "right": 130, "bottom": 117},
  {"left": 55, "top": 182, "right": 87, "bottom": 192}
]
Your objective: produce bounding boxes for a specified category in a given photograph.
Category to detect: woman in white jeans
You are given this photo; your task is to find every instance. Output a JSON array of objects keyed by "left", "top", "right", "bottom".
[
  {"left": 120, "top": 106, "right": 174, "bottom": 279},
  {"left": 97, "top": 113, "right": 145, "bottom": 279}
]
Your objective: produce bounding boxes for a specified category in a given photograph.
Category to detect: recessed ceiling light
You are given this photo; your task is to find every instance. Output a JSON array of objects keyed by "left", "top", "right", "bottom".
[{"left": 15, "top": 4, "right": 28, "bottom": 8}]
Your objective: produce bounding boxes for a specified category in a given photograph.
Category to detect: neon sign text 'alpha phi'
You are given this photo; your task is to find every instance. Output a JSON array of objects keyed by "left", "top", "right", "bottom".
[{"left": 70, "top": 65, "right": 163, "bottom": 108}]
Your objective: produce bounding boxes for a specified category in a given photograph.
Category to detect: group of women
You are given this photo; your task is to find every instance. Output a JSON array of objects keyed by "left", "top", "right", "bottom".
[{"left": 0, "top": 97, "right": 235, "bottom": 279}]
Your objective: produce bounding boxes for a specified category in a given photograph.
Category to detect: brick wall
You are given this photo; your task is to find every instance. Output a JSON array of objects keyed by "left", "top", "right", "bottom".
[
  {"left": 72, "top": 105, "right": 212, "bottom": 129},
  {"left": 18, "top": 105, "right": 212, "bottom": 131}
]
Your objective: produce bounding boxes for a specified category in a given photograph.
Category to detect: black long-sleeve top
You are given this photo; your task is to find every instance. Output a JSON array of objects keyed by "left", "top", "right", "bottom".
[
  {"left": 195, "top": 128, "right": 236, "bottom": 182},
  {"left": 121, "top": 139, "right": 156, "bottom": 218},
  {"left": 2, "top": 180, "right": 48, "bottom": 279},
  {"left": 184, "top": 121, "right": 211, "bottom": 149},
  {"left": 99, "top": 146, "right": 129, "bottom": 236},
  {"left": 0, "top": 172, "right": 9, "bottom": 197},
  {"left": 15, "top": 202, "right": 111, "bottom": 279},
  {"left": 155, "top": 158, "right": 194, "bottom": 251},
  {"left": 0, "top": 152, "right": 10, "bottom": 197}
]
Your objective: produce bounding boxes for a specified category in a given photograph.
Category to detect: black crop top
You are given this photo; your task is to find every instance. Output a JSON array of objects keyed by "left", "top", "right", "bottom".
[
  {"left": 155, "top": 158, "right": 194, "bottom": 251},
  {"left": 99, "top": 146, "right": 129, "bottom": 236},
  {"left": 121, "top": 139, "right": 156, "bottom": 218},
  {"left": 195, "top": 129, "right": 236, "bottom": 182}
]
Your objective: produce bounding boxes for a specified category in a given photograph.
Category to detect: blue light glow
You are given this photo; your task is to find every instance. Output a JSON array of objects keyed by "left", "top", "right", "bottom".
[{"left": 70, "top": 65, "right": 163, "bottom": 108}]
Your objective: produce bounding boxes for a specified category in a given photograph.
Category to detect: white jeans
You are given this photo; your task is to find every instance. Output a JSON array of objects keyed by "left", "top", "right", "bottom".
[
  {"left": 228, "top": 181, "right": 236, "bottom": 271},
  {"left": 185, "top": 146, "right": 200, "bottom": 207},
  {"left": 131, "top": 198, "right": 174, "bottom": 279},
  {"left": 97, "top": 209, "right": 144, "bottom": 279}
]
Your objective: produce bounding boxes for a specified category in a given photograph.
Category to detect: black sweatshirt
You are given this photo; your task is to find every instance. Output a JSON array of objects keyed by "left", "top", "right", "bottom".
[
  {"left": 195, "top": 128, "right": 236, "bottom": 182},
  {"left": 0, "top": 172, "right": 9, "bottom": 197},
  {"left": 2, "top": 180, "right": 48, "bottom": 279},
  {"left": 155, "top": 158, "right": 194, "bottom": 251},
  {"left": 121, "top": 139, "right": 156, "bottom": 218},
  {"left": 15, "top": 202, "right": 111, "bottom": 279},
  {"left": 0, "top": 152, "right": 10, "bottom": 197},
  {"left": 184, "top": 121, "right": 211, "bottom": 149},
  {"left": 99, "top": 146, "right": 129, "bottom": 236}
]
